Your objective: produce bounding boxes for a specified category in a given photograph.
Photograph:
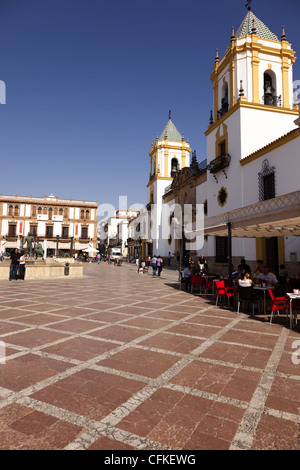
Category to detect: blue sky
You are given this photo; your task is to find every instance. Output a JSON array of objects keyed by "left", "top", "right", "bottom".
[{"left": 0, "top": 0, "right": 299, "bottom": 214}]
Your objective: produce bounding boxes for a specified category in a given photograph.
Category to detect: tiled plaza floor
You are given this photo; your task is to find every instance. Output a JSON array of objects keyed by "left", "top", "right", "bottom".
[{"left": 0, "top": 262, "right": 299, "bottom": 450}]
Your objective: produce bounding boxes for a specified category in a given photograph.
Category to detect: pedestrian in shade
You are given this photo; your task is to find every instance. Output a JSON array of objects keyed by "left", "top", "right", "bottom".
[
  {"left": 9, "top": 248, "right": 20, "bottom": 280},
  {"left": 157, "top": 255, "right": 163, "bottom": 276},
  {"left": 151, "top": 255, "right": 157, "bottom": 276}
]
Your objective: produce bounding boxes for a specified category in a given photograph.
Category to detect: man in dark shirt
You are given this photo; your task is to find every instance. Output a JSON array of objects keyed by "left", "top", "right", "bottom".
[
  {"left": 238, "top": 258, "right": 251, "bottom": 275},
  {"left": 9, "top": 248, "right": 20, "bottom": 280}
]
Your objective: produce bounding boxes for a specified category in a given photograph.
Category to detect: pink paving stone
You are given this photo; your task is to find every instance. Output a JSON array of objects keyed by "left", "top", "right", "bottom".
[
  {"left": 30, "top": 369, "right": 146, "bottom": 422},
  {"left": 88, "top": 436, "right": 134, "bottom": 450},
  {"left": 170, "top": 360, "right": 262, "bottom": 402},
  {"left": 117, "top": 388, "right": 244, "bottom": 450},
  {"left": 220, "top": 329, "right": 279, "bottom": 349},
  {"left": 265, "top": 376, "right": 300, "bottom": 415},
  {"left": 3, "top": 328, "right": 70, "bottom": 349},
  {"left": 167, "top": 322, "right": 221, "bottom": 339},
  {"left": 251, "top": 414, "right": 300, "bottom": 450},
  {"left": 88, "top": 325, "right": 150, "bottom": 342},
  {"left": 0, "top": 404, "right": 83, "bottom": 450},
  {"left": 139, "top": 332, "right": 204, "bottom": 354},
  {"left": 121, "top": 316, "right": 172, "bottom": 330},
  {"left": 10, "top": 313, "right": 69, "bottom": 326},
  {"left": 42, "top": 336, "right": 119, "bottom": 361},
  {"left": 200, "top": 342, "right": 273, "bottom": 369},
  {"left": 46, "top": 318, "right": 105, "bottom": 333},
  {"left": 98, "top": 347, "right": 180, "bottom": 378},
  {"left": 0, "top": 353, "right": 74, "bottom": 391}
]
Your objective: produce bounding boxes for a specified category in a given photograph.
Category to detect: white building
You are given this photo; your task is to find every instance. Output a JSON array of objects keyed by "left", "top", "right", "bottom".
[
  {"left": 98, "top": 209, "right": 139, "bottom": 254},
  {"left": 145, "top": 6, "right": 300, "bottom": 277},
  {"left": 0, "top": 193, "right": 98, "bottom": 256}
]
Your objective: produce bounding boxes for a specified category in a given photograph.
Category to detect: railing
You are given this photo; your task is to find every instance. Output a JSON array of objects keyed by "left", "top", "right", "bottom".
[
  {"left": 207, "top": 154, "right": 231, "bottom": 174},
  {"left": 164, "top": 184, "right": 172, "bottom": 194},
  {"left": 263, "top": 95, "right": 282, "bottom": 107}
]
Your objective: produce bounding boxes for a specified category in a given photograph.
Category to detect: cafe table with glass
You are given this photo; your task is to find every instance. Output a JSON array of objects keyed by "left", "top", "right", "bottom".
[
  {"left": 286, "top": 290, "right": 300, "bottom": 329},
  {"left": 253, "top": 283, "right": 275, "bottom": 315}
]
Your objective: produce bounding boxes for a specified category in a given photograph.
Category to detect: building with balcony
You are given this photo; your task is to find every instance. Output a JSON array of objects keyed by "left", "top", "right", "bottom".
[
  {"left": 139, "top": 5, "right": 300, "bottom": 277},
  {"left": 0, "top": 193, "right": 98, "bottom": 256}
]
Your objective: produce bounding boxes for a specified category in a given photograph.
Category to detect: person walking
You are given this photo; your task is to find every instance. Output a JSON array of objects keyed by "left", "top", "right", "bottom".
[
  {"left": 151, "top": 255, "right": 157, "bottom": 276},
  {"left": 9, "top": 248, "right": 20, "bottom": 280},
  {"left": 157, "top": 255, "right": 163, "bottom": 276}
]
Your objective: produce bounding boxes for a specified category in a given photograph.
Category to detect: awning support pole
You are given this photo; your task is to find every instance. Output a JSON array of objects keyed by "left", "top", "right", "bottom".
[{"left": 227, "top": 222, "right": 233, "bottom": 286}]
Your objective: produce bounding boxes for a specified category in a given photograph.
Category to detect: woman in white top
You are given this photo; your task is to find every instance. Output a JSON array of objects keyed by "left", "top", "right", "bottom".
[
  {"left": 19, "top": 250, "right": 26, "bottom": 280},
  {"left": 238, "top": 271, "right": 253, "bottom": 287}
]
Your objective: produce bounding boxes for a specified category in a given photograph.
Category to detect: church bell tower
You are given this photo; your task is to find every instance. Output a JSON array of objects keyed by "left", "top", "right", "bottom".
[{"left": 205, "top": 4, "right": 298, "bottom": 217}]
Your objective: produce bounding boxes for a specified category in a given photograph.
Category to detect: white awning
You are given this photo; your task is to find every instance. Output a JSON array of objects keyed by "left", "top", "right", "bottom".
[{"left": 187, "top": 190, "right": 300, "bottom": 238}]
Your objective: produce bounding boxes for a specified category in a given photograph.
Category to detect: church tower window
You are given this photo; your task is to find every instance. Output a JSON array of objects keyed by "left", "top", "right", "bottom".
[
  {"left": 263, "top": 71, "right": 281, "bottom": 107},
  {"left": 218, "top": 82, "right": 229, "bottom": 119},
  {"left": 171, "top": 158, "right": 179, "bottom": 177}
]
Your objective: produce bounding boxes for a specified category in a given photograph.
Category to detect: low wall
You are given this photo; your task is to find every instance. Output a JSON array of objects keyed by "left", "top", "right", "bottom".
[{"left": 0, "top": 263, "right": 83, "bottom": 280}]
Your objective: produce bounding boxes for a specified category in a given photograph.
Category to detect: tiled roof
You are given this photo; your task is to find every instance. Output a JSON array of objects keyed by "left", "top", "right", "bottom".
[
  {"left": 236, "top": 10, "right": 279, "bottom": 41},
  {"left": 159, "top": 119, "right": 182, "bottom": 142}
]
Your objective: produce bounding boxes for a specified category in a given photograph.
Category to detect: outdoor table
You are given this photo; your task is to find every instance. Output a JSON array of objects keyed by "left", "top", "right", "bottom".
[
  {"left": 286, "top": 292, "right": 300, "bottom": 329},
  {"left": 253, "top": 285, "right": 274, "bottom": 315}
]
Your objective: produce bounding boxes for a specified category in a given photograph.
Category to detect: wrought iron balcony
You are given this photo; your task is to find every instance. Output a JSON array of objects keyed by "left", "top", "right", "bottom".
[
  {"left": 207, "top": 154, "right": 231, "bottom": 174},
  {"left": 263, "top": 94, "right": 282, "bottom": 107}
]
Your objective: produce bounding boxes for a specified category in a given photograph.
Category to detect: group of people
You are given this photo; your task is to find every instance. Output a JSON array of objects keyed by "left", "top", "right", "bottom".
[
  {"left": 150, "top": 255, "right": 164, "bottom": 276},
  {"left": 9, "top": 248, "right": 26, "bottom": 280},
  {"left": 181, "top": 254, "right": 287, "bottom": 296},
  {"left": 181, "top": 254, "right": 208, "bottom": 289},
  {"left": 237, "top": 258, "right": 286, "bottom": 292}
]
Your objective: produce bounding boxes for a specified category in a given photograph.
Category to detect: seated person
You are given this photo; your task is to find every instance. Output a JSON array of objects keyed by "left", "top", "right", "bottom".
[
  {"left": 257, "top": 266, "right": 278, "bottom": 287},
  {"left": 238, "top": 271, "right": 254, "bottom": 287},
  {"left": 238, "top": 258, "right": 251, "bottom": 275},
  {"left": 227, "top": 264, "right": 239, "bottom": 280},
  {"left": 182, "top": 264, "right": 191, "bottom": 289},
  {"left": 253, "top": 259, "right": 263, "bottom": 279},
  {"left": 278, "top": 264, "right": 288, "bottom": 295}
]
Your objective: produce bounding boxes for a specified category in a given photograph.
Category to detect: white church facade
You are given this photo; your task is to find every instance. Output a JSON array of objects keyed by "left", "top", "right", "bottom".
[{"left": 142, "top": 6, "right": 300, "bottom": 277}]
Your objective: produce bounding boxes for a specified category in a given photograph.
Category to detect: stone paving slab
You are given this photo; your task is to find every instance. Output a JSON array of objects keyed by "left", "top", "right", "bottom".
[{"left": 0, "top": 262, "right": 299, "bottom": 450}]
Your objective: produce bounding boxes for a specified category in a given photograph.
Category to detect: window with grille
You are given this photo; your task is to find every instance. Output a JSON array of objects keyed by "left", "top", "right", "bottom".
[
  {"left": 30, "top": 225, "right": 37, "bottom": 237},
  {"left": 263, "top": 173, "right": 275, "bottom": 200},
  {"left": 216, "top": 236, "right": 228, "bottom": 263},
  {"left": 62, "top": 226, "right": 69, "bottom": 239},
  {"left": 8, "top": 224, "right": 16, "bottom": 237},
  {"left": 81, "top": 227, "right": 88, "bottom": 239},
  {"left": 259, "top": 159, "right": 275, "bottom": 201},
  {"left": 46, "top": 226, "right": 53, "bottom": 238}
]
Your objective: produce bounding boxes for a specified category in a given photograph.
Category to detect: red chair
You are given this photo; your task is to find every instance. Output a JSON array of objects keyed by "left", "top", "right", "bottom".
[
  {"left": 203, "top": 276, "right": 214, "bottom": 298},
  {"left": 215, "top": 280, "right": 237, "bottom": 307},
  {"left": 268, "top": 289, "right": 289, "bottom": 323},
  {"left": 215, "top": 280, "right": 227, "bottom": 305},
  {"left": 191, "top": 274, "right": 203, "bottom": 293}
]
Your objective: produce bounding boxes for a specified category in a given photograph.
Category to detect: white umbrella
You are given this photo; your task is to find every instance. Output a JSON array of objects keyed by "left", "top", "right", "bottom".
[{"left": 81, "top": 244, "right": 99, "bottom": 255}]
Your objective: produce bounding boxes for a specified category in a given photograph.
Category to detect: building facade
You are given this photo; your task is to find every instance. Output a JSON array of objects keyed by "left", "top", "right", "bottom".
[
  {"left": 0, "top": 193, "right": 98, "bottom": 256},
  {"left": 143, "top": 6, "right": 300, "bottom": 276}
]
